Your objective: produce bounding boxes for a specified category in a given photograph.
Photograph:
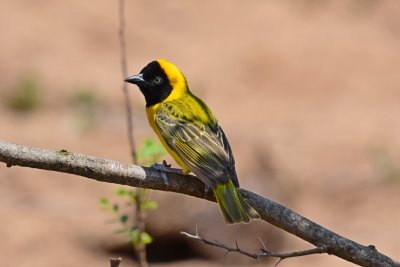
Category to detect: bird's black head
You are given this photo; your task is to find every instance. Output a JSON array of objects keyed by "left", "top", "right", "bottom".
[{"left": 125, "top": 60, "right": 172, "bottom": 107}]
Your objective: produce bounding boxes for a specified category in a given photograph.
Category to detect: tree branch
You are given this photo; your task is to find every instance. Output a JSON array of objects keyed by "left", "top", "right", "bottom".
[{"left": 0, "top": 140, "right": 398, "bottom": 267}]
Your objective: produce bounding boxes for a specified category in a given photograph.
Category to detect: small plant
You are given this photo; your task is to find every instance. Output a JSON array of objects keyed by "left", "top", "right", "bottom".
[
  {"left": 100, "top": 188, "right": 157, "bottom": 250},
  {"left": 7, "top": 75, "right": 41, "bottom": 112},
  {"left": 100, "top": 137, "right": 166, "bottom": 254},
  {"left": 371, "top": 147, "right": 400, "bottom": 183},
  {"left": 70, "top": 88, "right": 100, "bottom": 132}
]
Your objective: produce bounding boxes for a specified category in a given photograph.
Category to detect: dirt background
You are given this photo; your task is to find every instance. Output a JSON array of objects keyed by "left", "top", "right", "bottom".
[{"left": 0, "top": 0, "right": 399, "bottom": 266}]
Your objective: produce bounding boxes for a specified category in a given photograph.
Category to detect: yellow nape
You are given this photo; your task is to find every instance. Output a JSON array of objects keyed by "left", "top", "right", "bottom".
[{"left": 156, "top": 59, "right": 189, "bottom": 101}]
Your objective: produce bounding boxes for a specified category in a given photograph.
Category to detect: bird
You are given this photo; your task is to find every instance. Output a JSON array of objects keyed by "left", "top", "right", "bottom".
[{"left": 124, "top": 59, "right": 260, "bottom": 224}]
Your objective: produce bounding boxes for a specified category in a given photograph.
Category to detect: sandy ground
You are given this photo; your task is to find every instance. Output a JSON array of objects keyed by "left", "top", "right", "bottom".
[{"left": 0, "top": 0, "right": 399, "bottom": 266}]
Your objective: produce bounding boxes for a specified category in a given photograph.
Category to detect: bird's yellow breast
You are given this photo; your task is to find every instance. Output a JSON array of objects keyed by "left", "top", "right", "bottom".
[{"left": 146, "top": 103, "right": 191, "bottom": 173}]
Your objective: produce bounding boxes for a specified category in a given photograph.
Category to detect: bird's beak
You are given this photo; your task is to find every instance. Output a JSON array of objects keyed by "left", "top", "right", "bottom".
[{"left": 124, "top": 73, "right": 145, "bottom": 85}]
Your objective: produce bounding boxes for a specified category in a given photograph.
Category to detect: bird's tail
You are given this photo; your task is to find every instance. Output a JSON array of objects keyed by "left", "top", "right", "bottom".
[{"left": 213, "top": 180, "right": 260, "bottom": 224}]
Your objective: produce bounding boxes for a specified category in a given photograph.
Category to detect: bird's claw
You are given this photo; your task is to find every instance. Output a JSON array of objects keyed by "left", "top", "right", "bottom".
[
  {"left": 151, "top": 163, "right": 170, "bottom": 185},
  {"left": 162, "top": 160, "right": 171, "bottom": 167},
  {"left": 151, "top": 162, "right": 182, "bottom": 174},
  {"left": 151, "top": 161, "right": 184, "bottom": 186}
]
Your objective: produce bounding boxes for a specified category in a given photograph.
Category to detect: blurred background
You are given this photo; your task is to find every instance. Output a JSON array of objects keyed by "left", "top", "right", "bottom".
[{"left": 0, "top": 0, "right": 399, "bottom": 266}]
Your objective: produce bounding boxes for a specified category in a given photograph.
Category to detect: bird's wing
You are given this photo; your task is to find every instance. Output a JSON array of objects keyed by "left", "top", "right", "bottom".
[{"left": 155, "top": 103, "right": 239, "bottom": 188}]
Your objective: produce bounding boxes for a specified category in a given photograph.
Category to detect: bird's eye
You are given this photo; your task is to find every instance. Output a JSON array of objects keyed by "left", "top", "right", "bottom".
[{"left": 154, "top": 76, "right": 162, "bottom": 84}]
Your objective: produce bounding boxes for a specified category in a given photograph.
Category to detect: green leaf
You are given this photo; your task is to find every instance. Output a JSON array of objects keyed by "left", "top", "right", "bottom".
[
  {"left": 142, "top": 200, "right": 158, "bottom": 211},
  {"left": 113, "top": 188, "right": 127, "bottom": 196},
  {"left": 99, "top": 197, "right": 110, "bottom": 209},
  {"left": 140, "top": 232, "right": 153, "bottom": 244},
  {"left": 120, "top": 214, "right": 128, "bottom": 224},
  {"left": 137, "top": 137, "right": 166, "bottom": 165},
  {"left": 128, "top": 227, "right": 139, "bottom": 243},
  {"left": 127, "top": 190, "right": 137, "bottom": 201}
]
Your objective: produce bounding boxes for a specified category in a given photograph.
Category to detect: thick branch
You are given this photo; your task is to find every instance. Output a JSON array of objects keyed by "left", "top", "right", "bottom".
[{"left": 0, "top": 140, "right": 398, "bottom": 267}]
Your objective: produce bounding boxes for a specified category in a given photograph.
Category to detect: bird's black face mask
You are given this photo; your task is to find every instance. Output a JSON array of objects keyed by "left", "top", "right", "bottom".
[{"left": 125, "top": 61, "right": 172, "bottom": 107}]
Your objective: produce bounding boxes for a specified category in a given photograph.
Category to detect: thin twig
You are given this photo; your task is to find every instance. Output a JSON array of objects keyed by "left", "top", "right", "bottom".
[
  {"left": 118, "top": 1, "right": 148, "bottom": 266},
  {"left": 180, "top": 231, "right": 327, "bottom": 262},
  {"left": 110, "top": 257, "right": 122, "bottom": 267},
  {"left": 0, "top": 140, "right": 398, "bottom": 267},
  {"left": 134, "top": 188, "right": 148, "bottom": 267},
  {"left": 118, "top": 0, "right": 137, "bottom": 164}
]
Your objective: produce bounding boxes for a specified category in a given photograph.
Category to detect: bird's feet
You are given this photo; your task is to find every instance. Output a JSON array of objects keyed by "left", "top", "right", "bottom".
[
  {"left": 151, "top": 160, "right": 183, "bottom": 185},
  {"left": 151, "top": 160, "right": 183, "bottom": 174}
]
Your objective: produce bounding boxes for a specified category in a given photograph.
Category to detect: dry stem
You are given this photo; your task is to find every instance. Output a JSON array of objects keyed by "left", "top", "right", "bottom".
[
  {"left": 118, "top": 0, "right": 147, "bottom": 265},
  {"left": 181, "top": 230, "right": 327, "bottom": 265}
]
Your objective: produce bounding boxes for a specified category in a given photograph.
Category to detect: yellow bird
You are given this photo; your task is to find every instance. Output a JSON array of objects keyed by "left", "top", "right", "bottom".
[{"left": 125, "top": 59, "right": 260, "bottom": 224}]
